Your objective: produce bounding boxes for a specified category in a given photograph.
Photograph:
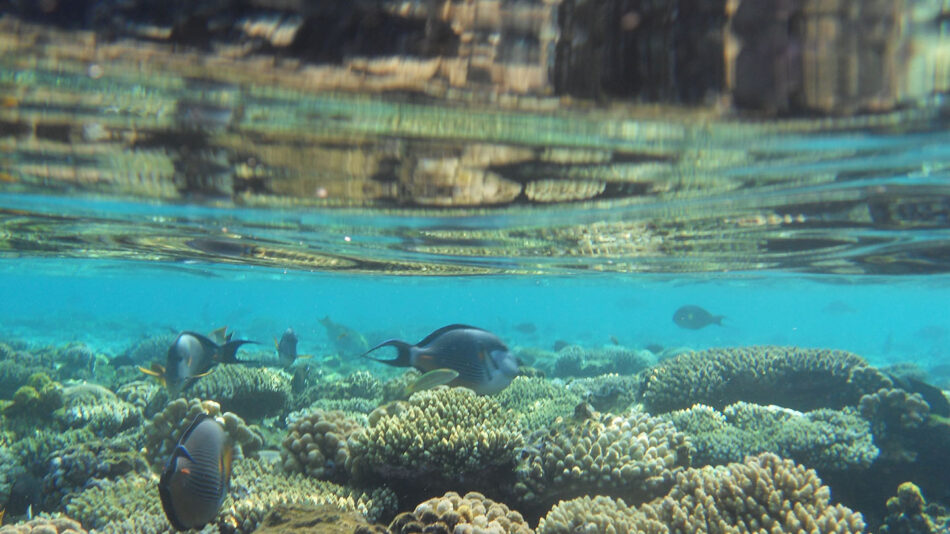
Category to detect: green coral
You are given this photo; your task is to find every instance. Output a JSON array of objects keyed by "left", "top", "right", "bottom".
[
  {"left": 513, "top": 407, "right": 690, "bottom": 516},
  {"left": 188, "top": 365, "right": 292, "bottom": 420},
  {"left": 639, "top": 345, "right": 889, "bottom": 413},
  {"left": 346, "top": 388, "right": 523, "bottom": 492},
  {"left": 55, "top": 383, "right": 142, "bottom": 434},
  {"left": 551, "top": 345, "right": 654, "bottom": 378},
  {"left": 859, "top": 388, "right": 930, "bottom": 462},
  {"left": 881, "top": 482, "right": 950, "bottom": 534},
  {"left": 566, "top": 373, "right": 640, "bottom": 413},
  {"left": 663, "top": 401, "right": 878, "bottom": 471},
  {"left": 495, "top": 376, "right": 582, "bottom": 432},
  {"left": 41, "top": 439, "right": 150, "bottom": 511}
]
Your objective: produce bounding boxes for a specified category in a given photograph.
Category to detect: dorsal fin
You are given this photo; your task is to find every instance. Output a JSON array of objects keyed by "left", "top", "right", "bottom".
[{"left": 416, "top": 324, "right": 485, "bottom": 347}]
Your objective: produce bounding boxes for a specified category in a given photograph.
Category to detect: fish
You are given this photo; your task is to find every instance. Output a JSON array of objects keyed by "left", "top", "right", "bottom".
[
  {"left": 274, "top": 328, "right": 303, "bottom": 368},
  {"left": 553, "top": 340, "right": 570, "bottom": 351},
  {"left": 139, "top": 331, "right": 255, "bottom": 396},
  {"left": 362, "top": 324, "right": 519, "bottom": 395},
  {"left": 821, "top": 300, "right": 856, "bottom": 315},
  {"left": 672, "top": 305, "right": 725, "bottom": 330},
  {"left": 159, "top": 414, "right": 234, "bottom": 531},
  {"left": 0, "top": 506, "right": 4, "bottom": 525},
  {"left": 514, "top": 322, "right": 537, "bottom": 334},
  {"left": 319, "top": 316, "right": 369, "bottom": 357},
  {"left": 407, "top": 368, "right": 461, "bottom": 395},
  {"left": 609, "top": 335, "right": 620, "bottom": 345}
]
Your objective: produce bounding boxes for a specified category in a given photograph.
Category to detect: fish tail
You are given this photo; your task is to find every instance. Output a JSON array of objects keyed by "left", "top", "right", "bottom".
[
  {"left": 361, "top": 339, "right": 413, "bottom": 367},
  {"left": 713, "top": 315, "right": 725, "bottom": 326},
  {"left": 217, "top": 340, "right": 256, "bottom": 364}
]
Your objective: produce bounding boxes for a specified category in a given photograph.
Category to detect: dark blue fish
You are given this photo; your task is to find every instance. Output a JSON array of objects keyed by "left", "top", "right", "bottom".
[
  {"left": 673, "top": 305, "right": 725, "bottom": 330},
  {"left": 139, "top": 331, "right": 256, "bottom": 396},
  {"left": 362, "top": 324, "right": 519, "bottom": 395},
  {"left": 275, "top": 328, "right": 299, "bottom": 368},
  {"left": 159, "top": 414, "right": 234, "bottom": 531}
]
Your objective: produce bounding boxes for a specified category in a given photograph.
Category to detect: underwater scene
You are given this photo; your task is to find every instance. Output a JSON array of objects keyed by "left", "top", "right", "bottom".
[{"left": 2, "top": 2, "right": 950, "bottom": 533}]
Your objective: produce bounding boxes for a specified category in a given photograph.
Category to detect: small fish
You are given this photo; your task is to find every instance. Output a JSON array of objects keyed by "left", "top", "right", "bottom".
[
  {"left": 553, "top": 340, "right": 570, "bottom": 351},
  {"left": 275, "top": 328, "right": 299, "bottom": 368},
  {"left": 139, "top": 332, "right": 255, "bottom": 396},
  {"left": 514, "top": 322, "right": 537, "bottom": 334},
  {"left": 821, "top": 300, "right": 856, "bottom": 315},
  {"left": 609, "top": 335, "right": 620, "bottom": 346},
  {"left": 407, "top": 368, "right": 461, "bottom": 394},
  {"left": 362, "top": 324, "right": 519, "bottom": 395},
  {"left": 644, "top": 343, "right": 664, "bottom": 354},
  {"left": 159, "top": 414, "right": 234, "bottom": 531},
  {"left": 672, "top": 305, "right": 724, "bottom": 330}
]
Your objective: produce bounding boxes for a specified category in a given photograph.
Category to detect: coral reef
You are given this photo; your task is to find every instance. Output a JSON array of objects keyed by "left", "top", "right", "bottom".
[
  {"left": 551, "top": 345, "right": 654, "bottom": 378},
  {"left": 650, "top": 453, "right": 865, "bottom": 533},
  {"left": 537, "top": 454, "right": 866, "bottom": 533},
  {"left": 380, "top": 370, "right": 422, "bottom": 403},
  {"left": 495, "top": 376, "right": 582, "bottom": 432},
  {"left": 537, "top": 495, "right": 666, "bottom": 534},
  {"left": 3, "top": 373, "right": 64, "bottom": 434},
  {"left": 513, "top": 407, "right": 690, "bottom": 515},
  {"left": 188, "top": 365, "right": 292, "bottom": 420},
  {"left": 881, "top": 482, "right": 950, "bottom": 534},
  {"left": 64, "top": 460, "right": 395, "bottom": 534},
  {"left": 663, "top": 402, "right": 878, "bottom": 471},
  {"left": 41, "top": 439, "right": 150, "bottom": 511},
  {"left": 639, "top": 345, "right": 889, "bottom": 413},
  {"left": 142, "top": 398, "right": 263, "bottom": 469},
  {"left": 119, "top": 333, "right": 178, "bottom": 367},
  {"left": 114, "top": 380, "right": 166, "bottom": 419},
  {"left": 859, "top": 388, "right": 930, "bottom": 462},
  {"left": 346, "top": 388, "right": 523, "bottom": 495},
  {"left": 0, "top": 345, "right": 55, "bottom": 401},
  {"left": 389, "top": 491, "right": 533, "bottom": 534},
  {"left": 295, "top": 370, "right": 384, "bottom": 411},
  {"left": 252, "top": 504, "right": 388, "bottom": 534},
  {"left": 0, "top": 515, "right": 88, "bottom": 534},
  {"left": 565, "top": 373, "right": 640, "bottom": 413},
  {"left": 281, "top": 409, "right": 363, "bottom": 482},
  {"left": 55, "top": 383, "right": 141, "bottom": 434}
]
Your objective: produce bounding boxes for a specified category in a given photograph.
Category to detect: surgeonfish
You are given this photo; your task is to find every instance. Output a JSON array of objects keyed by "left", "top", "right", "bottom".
[
  {"left": 139, "top": 331, "right": 255, "bottom": 396},
  {"left": 159, "top": 414, "right": 234, "bottom": 531},
  {"left": 672, "top": 305, "right": 725, "bottom": 330},
  {"left": 362, "top": 324, "right": 519, "bottom": 395},
  {"left": 274, "top": 328, "right": 309, "bottom": 368}
]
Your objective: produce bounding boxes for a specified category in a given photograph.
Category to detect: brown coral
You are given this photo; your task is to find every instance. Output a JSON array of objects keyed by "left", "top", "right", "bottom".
[
  {"left": 0, "top": 515, "right": 88, "bottom": 534},
  {"left": 513, "top": 407, "right": 690, "bottom": 515},
  {"left": 389, "top": 491, "right": 533, "bottom": 534},
  {"left": 281, "top": 409, "right": 362, "bottom": 482}
]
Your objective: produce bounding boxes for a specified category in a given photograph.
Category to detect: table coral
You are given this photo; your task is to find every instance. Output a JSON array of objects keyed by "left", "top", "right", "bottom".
[
  {"left": 639, "top": 345, "right": 889, "bottom": 413},
  {"left": 551, "top": 345, "right": 654, "bottom": 378},
  {"left": 55, "top": 383, "right": 141, "bottom": 435},
  {"left": 389, "top": 491, "right": 533, "bottom": 534},
  {"left": 187, "top": 365, "right": 292, "bottom": 420},
  {"left": 513, "top": 407, "right": 690, "bottom": 515},
  {"left": 566, "top": 373, "right": 641, "bottom": 413},
  {"left": 663, "top": 401, "right": 879, "bottom": 471}
]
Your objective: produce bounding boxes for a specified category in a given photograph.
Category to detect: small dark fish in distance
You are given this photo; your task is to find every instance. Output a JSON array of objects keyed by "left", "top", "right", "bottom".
[
  {"left": 514, "top": 322, "right": 537, "bottom": 334},
  {"left": 553, "top": 340, "right": 570, "bottom": 351},
  {"left": 362, "top": 324, "right": 519, "bottom": 395},
  {"left": 159, "top": 414, "right": 234, "bottom": 531},
  {"left": 274, "top": 327, "right": 312, "bottom": 368},
  {"left": 139, "top": 331, "right": 256, "bottom": 396},
  {"left": 673, "top": 305, "right": 725, "bottom": 330}
]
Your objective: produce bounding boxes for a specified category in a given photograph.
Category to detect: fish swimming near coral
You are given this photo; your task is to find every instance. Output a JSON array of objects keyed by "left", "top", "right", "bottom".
[
  {"left": 319, "top": 316, "right": 369, "bottom": 357},
  {"left": 672, "top": 305, "right": 725, "bottom": 330},
  {"left": 159, "top": 413, "right": 234, "bottom": 531},
  {"left": 139, "top": 331, "right": 255, "bottom": 396},
  {"left": 274, "top": 327, "right": 311, "bottom": 368},
  {"left": 362, "top": 324, "right": 519, "bottom": 395}
]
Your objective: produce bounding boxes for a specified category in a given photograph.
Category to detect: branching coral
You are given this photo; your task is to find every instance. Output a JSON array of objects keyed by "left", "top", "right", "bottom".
[
  {"left": 281, "top": 409, "right": 363, "bottom": 482},
  {"left": 389, "top": 491, "right": 533, "bottom": 534}
]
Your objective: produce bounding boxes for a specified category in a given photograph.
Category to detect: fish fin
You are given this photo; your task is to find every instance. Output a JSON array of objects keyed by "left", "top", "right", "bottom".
[
  {"left": 297, "top": 354, "right": 313, "bottom": 360},
  {"left": 416, "top": 324, "right": 485, "bottom": 347},
  {"left": 362, "top": 339, "right": 413, "bottom": 367},
  {"left": 175, "top": 444, "right": 196, "bottom": 463},
  {"left": 217, "top": 339, "right": 257, "bottom": 364},
  {"left": 273, "top": 338, "right": 279, "bottom": 350},
  {"left": 209, "top": 326, "right": 229, "bottom": 342},
  {"left": 407, "top": 368, "right": 460, "bottom": 394},
  {"left": 138, "top": 364, "right": 167, "bottom": 386},
  {"left": 713, "top": 315, "right": 725, "bottom": 326},
  {"left": 193, "top": 368, "right": 214, "bottom": 379}
]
